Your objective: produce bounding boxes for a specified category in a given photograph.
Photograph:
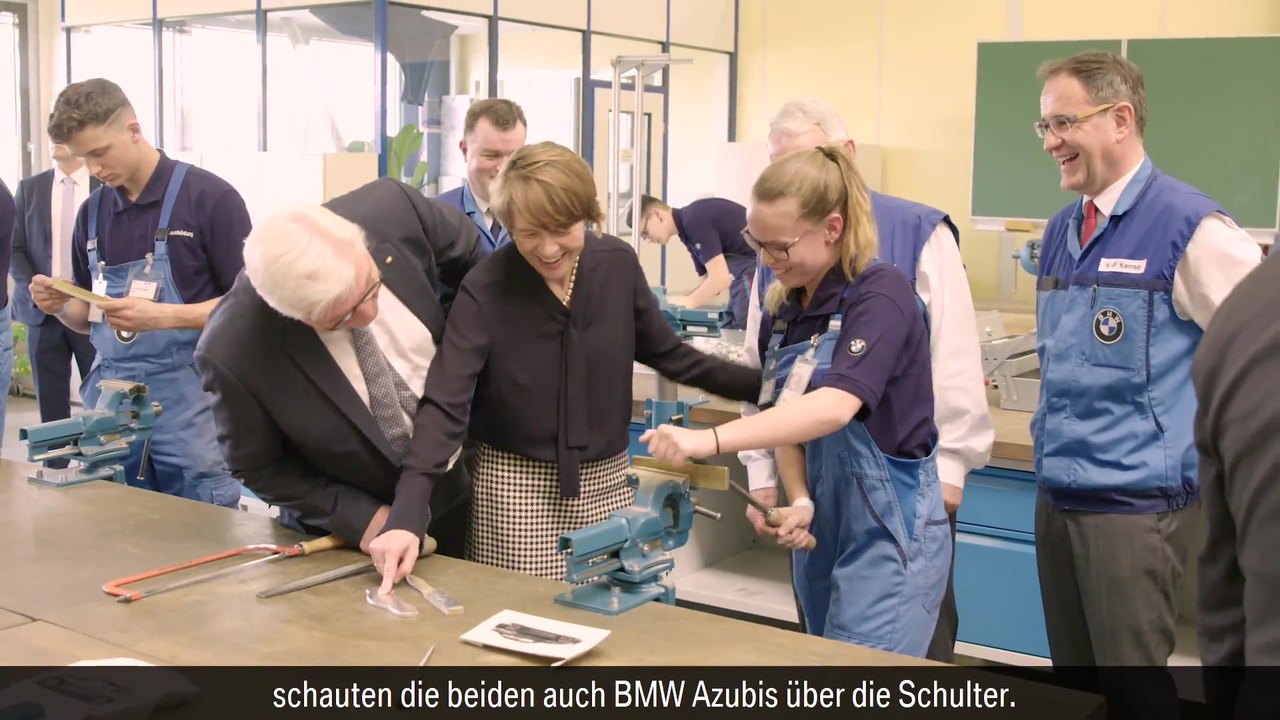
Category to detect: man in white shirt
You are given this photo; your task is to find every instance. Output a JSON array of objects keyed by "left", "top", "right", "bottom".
[
  {"left": 194, "top": 178, "right": 482, "bottom": 558},
  {"left": 10, "top": 143, "right": 98, "bottom": 466},
  {"left": 740, "top": 98, "right": 994, "bottom": 662},
  {"left": 1032, "top": 52, "right": 1261, "bottom": 717}
]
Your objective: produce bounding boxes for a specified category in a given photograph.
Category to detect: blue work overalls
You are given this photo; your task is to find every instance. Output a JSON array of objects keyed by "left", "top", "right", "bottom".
[
  {"left": 82, "top": 163, "right": 241, "bottom": 508},
  {"left": 761, "top": 287, "right": 951, "bottom": 657}
]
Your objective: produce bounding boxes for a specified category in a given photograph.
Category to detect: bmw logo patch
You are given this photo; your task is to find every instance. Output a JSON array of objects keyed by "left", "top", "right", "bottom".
[
  {"left": 115, "top": 329, "right": 138, "bottom": 345},
  {"left": 1093, "top": 308, "right": 1124, "bottom": 344},
  {"left": 848, "top": 339, "right": 867, "bottom": 356}
]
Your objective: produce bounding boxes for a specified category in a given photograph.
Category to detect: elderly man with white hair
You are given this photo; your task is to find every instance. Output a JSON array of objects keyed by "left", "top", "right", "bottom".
[
  {"left": 739, "top": 98, "right": 993, "bottom": 662},
  {"left": 194, "top": 178, "right": 483, "bottom": 558}
]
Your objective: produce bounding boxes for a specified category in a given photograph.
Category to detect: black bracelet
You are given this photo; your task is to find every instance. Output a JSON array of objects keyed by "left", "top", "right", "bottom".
[{"left": 712, "top": 427, "right": 721, "bottom": 455}]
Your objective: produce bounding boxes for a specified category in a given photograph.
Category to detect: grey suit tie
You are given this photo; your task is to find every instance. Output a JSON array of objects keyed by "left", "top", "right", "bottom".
[
  {"left": 57, "top": 176, "right": 76, "bottom": 278},
  {"left": 350, "top": 326, "right": 419, "bottom": 460}
]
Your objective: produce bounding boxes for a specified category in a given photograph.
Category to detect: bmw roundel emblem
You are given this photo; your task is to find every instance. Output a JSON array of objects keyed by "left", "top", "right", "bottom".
[
  {"left": 1093, "top": 308, "right": 1124, "bottom": 345},
  {"left": 848, "top": 339, "right": 867, "bottom": 356},
  {"left": 115, "top": 329, "right": 138, "bottom": 345}
]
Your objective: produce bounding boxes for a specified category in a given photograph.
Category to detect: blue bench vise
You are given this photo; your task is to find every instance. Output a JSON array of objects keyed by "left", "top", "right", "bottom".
[
  {"left": 651, "top": 287, "right": 725, "bottom": 339},
  {"left": 555, "top": 463, "right": 726, "bottom": 615},
  {"left": 19, "top": 379, "right": 162, "bottom": 488}
]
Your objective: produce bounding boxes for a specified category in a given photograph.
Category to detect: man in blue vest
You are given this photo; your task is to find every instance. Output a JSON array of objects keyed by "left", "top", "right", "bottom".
[
  {"left": 435, "top": 99, "right": 527, "bottom": 255},
  {"left": 1032, "top": 52, "right": 1260, "bottom": 716},
  {"left": 738, "top": 98, "right": 993, "bottom": 663},
  {"left": 28, "top": 78, "right": 251, "bottom": 509}
]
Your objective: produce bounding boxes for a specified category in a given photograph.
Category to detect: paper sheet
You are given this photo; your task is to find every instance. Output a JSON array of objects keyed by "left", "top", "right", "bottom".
[{"left": 460, "top": 610, "right": 610, "bottom": 665}]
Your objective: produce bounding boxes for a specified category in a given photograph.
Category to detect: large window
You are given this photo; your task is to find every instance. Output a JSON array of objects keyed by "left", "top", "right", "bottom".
[
  {"left": 265, "top": 4, "right": 375, "bottom": 154},
  {"left": 665, "top": 46, "right": 730, "bottom": 207},
  {"left": 497, "top": 21, "right": 580, "bottom": 152},
  {"left": 0, "top": 1, "right": 30, "bottom": 188},
  {"left": 389, "top": 6, "right": 488, "bottom": 196},
  {"left": 68, "top": 23, "right": 156, "bottom": 144},
  {"left": 161, "top": 13, "right": 258, "bottom": 153},
  {"left": 590, "top": 35, "right": 663, "bottom": 86}
]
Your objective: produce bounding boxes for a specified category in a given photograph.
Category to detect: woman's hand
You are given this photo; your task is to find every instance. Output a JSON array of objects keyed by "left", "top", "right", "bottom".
[
  {"left": 773, "top": 503, "right": 814, "bottom": 550},
  {"left": 638, "top": 425, "right": 718, "bottom": 465}
]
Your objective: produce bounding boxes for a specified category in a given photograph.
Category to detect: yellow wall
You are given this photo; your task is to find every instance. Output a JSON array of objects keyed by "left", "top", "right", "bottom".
[{"left": 737, "top": 0, "right": 1280, "bottom": 308}]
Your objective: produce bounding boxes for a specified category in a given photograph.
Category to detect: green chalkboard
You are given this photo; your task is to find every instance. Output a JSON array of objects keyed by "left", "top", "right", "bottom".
[
  {"left": 972, "top": 36, "right": 1280, "bottom": 230},
  {"left": 971, "top": 40, "right": 1123, "bottom": 221},
  {"left": 1127, "top": 37, "right": 1280, "bottom": 230}
]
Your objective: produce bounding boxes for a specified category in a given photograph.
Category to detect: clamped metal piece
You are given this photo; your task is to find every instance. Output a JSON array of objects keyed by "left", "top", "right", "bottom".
[
  {"left": 555, "top": 466, "right": 723, "bottom": 616},
  {"left": 19, "top": 380, "right": 162, "bottom": 488},
  {"left": 1011, "top": 238, "right": 1041, "bottom": 275}
]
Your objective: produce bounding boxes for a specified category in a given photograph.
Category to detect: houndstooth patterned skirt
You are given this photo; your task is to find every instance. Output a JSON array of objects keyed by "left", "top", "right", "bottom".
[{"left": 465, "top": 442, "right": 633, "bottom": 580}]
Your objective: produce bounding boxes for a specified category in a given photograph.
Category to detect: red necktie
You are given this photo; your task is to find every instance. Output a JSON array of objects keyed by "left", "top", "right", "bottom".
[{"left": 1081, "top": 200, "right": 1097, "bottom": 248}]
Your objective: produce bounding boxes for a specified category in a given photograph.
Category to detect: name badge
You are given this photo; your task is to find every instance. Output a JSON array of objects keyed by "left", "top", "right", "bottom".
[
  {"left": 88, "top": 277, "right": 107, "bottom": 323},
  {"left": 759, "top": 358, "right": 778, "bottom": 405},
  {"left": 777, "top": 338, "right": 820, "bottom": 407},
  {"left": 128, "top": 279, "right": 160, "bottom": 301},
  {"left": 1099, "top": 258, "right": 1147, "bottom": 274}
]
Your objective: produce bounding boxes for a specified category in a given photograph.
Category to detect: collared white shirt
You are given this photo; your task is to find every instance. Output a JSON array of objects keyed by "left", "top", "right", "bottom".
[
  {"left": 317, "top": 285, "right": 436, "bottom": 430},
  {"left": 1085, "top": 156, "right": 1262, "bottom": 330},
  {"left": 739, "top": 225, "right": 995, "bottom": 491},
  {"left": 50, "top": 164, "right": 92, "bottom": 279},
  {"left": 472, "top": 185, "right": 496, "bottom": 234}
]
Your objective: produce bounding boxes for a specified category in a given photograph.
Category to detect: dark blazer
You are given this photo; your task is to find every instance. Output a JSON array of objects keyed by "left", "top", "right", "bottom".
[
  {"left": 10, "top": 170, "right": 101, "bottom": 326},
  {"left": 194, "top": 178, "right": 484, "bottom": 552}
]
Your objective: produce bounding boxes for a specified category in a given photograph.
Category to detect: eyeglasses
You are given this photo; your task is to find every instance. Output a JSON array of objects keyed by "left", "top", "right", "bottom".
[
  {"left": 741, "top": 227, "right": 806, "bottom": 261},
  {"left": 326, "top": 276, "right": 382, "bottom": 331},
  {"left": 1034, "top": 102, "right": 1117, "bottom": 139}
]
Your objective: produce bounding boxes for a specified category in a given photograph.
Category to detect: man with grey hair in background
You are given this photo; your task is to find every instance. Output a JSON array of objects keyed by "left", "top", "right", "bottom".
[
  {"left": 738, "top": 98, "right": 993, "bottom": 663},
  {"left": 195, "top": 178, "right": 482, "bottom": 558}
]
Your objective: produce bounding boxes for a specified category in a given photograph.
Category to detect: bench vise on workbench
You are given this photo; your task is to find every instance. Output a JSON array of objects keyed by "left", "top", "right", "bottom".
[
  {"left": 555, "top": 462, "right": 726, "bottom": 615},
  {"left": 651, "top": 287, "right": 725, "bottom": 339},
  {"left": 19, "top": 379, "right": 162, "bottom": 488}
]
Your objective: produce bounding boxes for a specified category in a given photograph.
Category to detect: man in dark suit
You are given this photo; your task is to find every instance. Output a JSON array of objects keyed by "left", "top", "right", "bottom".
[
  {"left": 0, "top": 178, "right": 14, "bottom": 449},
  {"left": 10, "top": 144, "right": 99, "bottom": 467},
  {"left": 194, "top": 179, "right": 482, "bottom": 557}
]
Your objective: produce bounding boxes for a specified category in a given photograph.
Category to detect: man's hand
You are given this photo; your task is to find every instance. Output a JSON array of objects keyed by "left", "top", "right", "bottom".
[
  {"left": 369, "top": 529, "right": 420, "bottom": 592},
  {"left": 638, "top": 425, "right": 718, "bottom": 466},
  {"left": 667, "top": 295, "right": 690, "bottom": 307},
  {"left": 359, "top": 505, "right": 391, "bottom": 554},
  {"left": 97, "top": 296, "right": 171, "bottom": 333},
  {"left": 943, "top": 483, "right": 963, "bottom": 516},
  {"left": 745, "top": 487, "right": 779, "bottom": 538},
  {"left": 29, "top": 275, "right": 71, "bottom": 316}
]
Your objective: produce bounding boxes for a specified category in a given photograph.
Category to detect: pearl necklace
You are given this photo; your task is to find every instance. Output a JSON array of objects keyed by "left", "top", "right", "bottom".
[{"left": 561, "top": 256, "right": 581, "bottom": 307}]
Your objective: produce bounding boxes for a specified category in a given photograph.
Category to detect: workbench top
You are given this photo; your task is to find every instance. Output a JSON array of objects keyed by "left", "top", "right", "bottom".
[{"left": 0, "top": 461, "right": 936, "bottom": 667}]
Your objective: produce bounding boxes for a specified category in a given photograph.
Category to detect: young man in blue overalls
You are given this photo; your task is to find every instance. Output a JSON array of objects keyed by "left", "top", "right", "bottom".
[
  {"left": 29, "top": 78, "right": 250, "bottom": 508},
  {"left": 641, "top": 144, "right": 950, "bottom": 657}
]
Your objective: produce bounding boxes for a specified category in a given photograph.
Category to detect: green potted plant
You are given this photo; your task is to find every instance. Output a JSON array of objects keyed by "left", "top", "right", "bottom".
[
  {"left": 347, "top": 123, "right": 428, "bottom": 191},
  {"left": 10, "top": 321, "right": 33, "bottom": 397}
]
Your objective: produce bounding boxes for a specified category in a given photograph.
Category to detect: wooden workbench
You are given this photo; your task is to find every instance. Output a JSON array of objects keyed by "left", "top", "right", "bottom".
[{"left": 0, "top": 460, "right": 939, "bottom": 667}]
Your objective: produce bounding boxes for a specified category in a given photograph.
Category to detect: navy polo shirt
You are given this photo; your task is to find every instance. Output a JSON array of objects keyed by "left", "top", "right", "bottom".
[
  {"left": 672, "top": 198, "right": 752, "bottom": 276},
  {"left": 759, "top": 262, "right": 936, "bottom": 459},
  {"left": 71, "top": 152, "right": 250, "bottom": 303}
]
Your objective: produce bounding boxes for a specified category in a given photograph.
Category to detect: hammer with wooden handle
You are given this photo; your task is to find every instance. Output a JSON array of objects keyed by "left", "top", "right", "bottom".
[{"left": 728, "top": 481, "right": 818, "bottom": 550}]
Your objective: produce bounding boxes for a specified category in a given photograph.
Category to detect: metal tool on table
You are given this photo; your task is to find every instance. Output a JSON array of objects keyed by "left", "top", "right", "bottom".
[
  {"left": 728, "top": 479, "right": 818, "bottom": 551},
  {"left": 20, "top": 380, "right": 162, "bottom": 489},
  {"left": 405, "top": 575, "right": 464, "bottom": 616},
  {"left": 256, "top": 534, "right": 438, "bottom": 599},
  {"left": 104, "top": 534, "right": 346, "bottom": 603},
  {"left": 555, "top": 460, "right": 727, "bottom": 616}
]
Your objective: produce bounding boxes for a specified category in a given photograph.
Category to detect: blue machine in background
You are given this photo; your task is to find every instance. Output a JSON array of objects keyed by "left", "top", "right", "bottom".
[
  {"left": 19, "top": 379, "right": 161, "bottom": 488},
  {"left": 645, "top": 287, "right": 724, "bottom": 432}
]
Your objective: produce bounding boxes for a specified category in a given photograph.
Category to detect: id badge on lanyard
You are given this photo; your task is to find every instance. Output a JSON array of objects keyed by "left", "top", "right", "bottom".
[
  {"left": 125, "top": 252, "right": 162, "bottom": 302},
  {"left": 776, "top": 334, "right": 820, "bottom": 407},
  {"left": 88, "top": 262, "right": 107, "bottom": 324}
]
